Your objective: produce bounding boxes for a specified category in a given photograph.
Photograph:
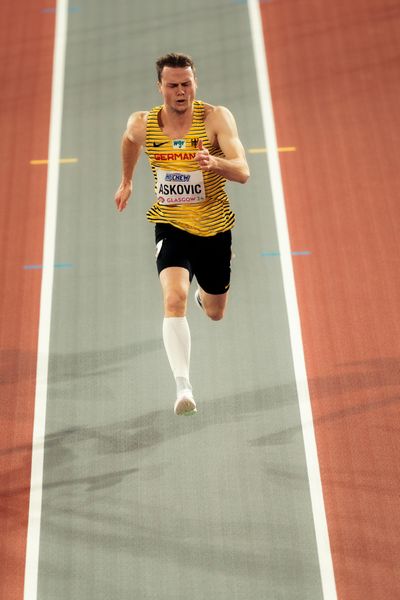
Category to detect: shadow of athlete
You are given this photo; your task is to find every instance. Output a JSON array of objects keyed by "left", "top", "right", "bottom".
[{"left": 114, "top": 53, "right": 249, "bottom": 416}]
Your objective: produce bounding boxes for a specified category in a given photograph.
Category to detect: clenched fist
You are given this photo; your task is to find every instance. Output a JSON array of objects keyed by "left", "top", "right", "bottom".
[{"left": 195, "top": 139, "right": 215, "bottom": 172}]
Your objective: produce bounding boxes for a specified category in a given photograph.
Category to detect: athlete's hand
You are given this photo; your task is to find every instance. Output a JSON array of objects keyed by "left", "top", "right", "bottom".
[
  {"left": 114, "top": 181, "right": 132, "bottom": 212},
  {"left": 195, "top": 139, "right": 215, "bottom": 171}
]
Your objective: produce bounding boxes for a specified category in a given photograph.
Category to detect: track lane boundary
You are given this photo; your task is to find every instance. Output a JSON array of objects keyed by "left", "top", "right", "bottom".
[
  {"left": 247, "top": 1, "right": 337, "bottom": 597},
  {"left": 23, "top": 1, "right": 69, "bottom": 598}
]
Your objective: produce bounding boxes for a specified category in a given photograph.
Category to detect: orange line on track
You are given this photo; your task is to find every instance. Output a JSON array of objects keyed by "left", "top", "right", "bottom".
[
  {"left": 0, "top": 2, "right": 55, "bottom": 598},
  {"left": 30, "top": 158, "right": 78, "bottom": 164},
  {"left": 261, "top": 1, "right": 400, "bottom": 598},
  {"left": 248, "top": 147, "right": 297, "bottom": 153}
]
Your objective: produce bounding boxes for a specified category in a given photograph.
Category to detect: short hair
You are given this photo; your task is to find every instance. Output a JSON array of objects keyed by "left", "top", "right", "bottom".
[{"left": 156, "top": 53, "right": 196, "bottom": 82}]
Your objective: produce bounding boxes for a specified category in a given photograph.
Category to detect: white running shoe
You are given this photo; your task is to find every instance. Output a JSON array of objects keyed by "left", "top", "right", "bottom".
[
  {"left": 194, "top": 288, "right": 203, "bottom": 311},
  {"left": 174, "top": 389, "right": 197, "bottom": 416}
]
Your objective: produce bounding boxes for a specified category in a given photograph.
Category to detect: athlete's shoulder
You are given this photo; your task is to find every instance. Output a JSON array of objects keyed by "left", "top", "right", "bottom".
[
  {"left": 203, "top": 103, "right": 235, "bottom": 124},
  {"left": 125, "top": 111, "right": 148, "bottom": 145}
]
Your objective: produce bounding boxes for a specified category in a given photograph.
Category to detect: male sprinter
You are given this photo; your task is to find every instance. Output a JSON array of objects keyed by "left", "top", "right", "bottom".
[{"left": 114, "top": 53, "right": 249, "bottom": 415}]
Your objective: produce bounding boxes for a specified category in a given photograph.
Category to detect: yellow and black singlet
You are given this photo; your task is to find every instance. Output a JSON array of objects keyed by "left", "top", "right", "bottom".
[{"left": 145, "top": 100, "right": 235, "bottom": 237}]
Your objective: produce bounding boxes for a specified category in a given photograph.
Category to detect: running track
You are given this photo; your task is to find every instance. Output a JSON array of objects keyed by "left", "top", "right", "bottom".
[
  {"left": 261, "top": 1, "right": 400, "bottom": 597},
  {"left": 1, "top": 1, "right": 399, "bottom": 599},
  {"left": 0, "top": 3, "right": 54, "bottom": 599}
]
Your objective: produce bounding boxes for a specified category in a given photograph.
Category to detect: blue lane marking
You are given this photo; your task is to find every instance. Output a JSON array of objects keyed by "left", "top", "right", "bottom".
[
  {"left": 23, "top": 263, "right": 74, "bottom": 270},
  {"left": 261, "top": 251, "right": 311, "bottom": 257}
]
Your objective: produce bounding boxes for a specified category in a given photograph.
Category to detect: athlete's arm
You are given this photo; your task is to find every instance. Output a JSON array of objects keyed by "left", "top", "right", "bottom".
[
  {"left": 115, "top": 111, "right": 147, "bottom": 212},
  {"left": 196, "top": 106, "right": 250, "bottom": 184}
]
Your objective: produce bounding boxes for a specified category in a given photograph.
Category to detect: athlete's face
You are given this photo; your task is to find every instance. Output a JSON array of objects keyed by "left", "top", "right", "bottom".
[{"left": 158, "top": 66, "right": 197, "bottom": 114}]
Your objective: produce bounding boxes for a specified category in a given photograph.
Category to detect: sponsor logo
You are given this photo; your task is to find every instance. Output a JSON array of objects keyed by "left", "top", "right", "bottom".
[
  {"left": 158, "top": 196, "right": 201, "bottom": 205},
  {"left": 154, "top": 152, "right": 197, "bottom": 161},
  {"left": 173, "top": 139, "right": 185, "bottom": 149},
  {"left": 165, "top": 173, "right": 190, "bottom": 182},
  {"left": 153, "top": 141, "right": 168, "bottom": 147}
]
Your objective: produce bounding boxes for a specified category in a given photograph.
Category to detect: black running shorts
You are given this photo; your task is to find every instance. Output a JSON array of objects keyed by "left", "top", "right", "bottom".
[{"left": 155, "top": 223, "right": 232, "bottom": 295}]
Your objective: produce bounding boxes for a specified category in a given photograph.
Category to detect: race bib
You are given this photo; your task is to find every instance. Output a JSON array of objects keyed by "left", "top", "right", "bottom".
[{"left": 156, "top": 168, "right": 206, "bottom": 206}]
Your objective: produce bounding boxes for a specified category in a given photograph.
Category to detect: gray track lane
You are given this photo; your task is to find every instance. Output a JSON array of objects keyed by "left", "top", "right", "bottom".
[{"left": 37, "top": 1, "right": 323, "bottom": 598}]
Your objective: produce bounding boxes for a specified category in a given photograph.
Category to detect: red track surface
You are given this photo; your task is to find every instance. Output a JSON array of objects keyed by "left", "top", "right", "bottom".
[
  {"left": 0, "top": 3, "right": 54, "bottom": 598},
  {"left": 261, "top": 1, "right": 400, "bottom": 598}
]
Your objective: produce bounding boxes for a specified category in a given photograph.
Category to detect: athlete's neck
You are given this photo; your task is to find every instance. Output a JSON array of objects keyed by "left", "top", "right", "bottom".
[{"left": 159, "top": 103, "right": 194, "bottom": 138}]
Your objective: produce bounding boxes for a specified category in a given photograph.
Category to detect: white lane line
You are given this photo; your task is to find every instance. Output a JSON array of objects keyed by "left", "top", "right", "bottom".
[
  {"left": 23, "top": 1, "right": 69, "bottom": 598},
  {"left": 247, "top": 1, "right": 337, "bottom": 598}
]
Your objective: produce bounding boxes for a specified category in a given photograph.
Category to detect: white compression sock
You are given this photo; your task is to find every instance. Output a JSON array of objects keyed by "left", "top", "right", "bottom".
[{"left": 162, "top": 317, "right": 192, "bottom": 393}]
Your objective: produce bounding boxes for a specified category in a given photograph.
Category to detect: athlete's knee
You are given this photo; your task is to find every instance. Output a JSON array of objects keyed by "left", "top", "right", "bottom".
[
  {"left": 205, "top": 306, "right": 225, "bottom": 321},
  {"left": 164, "top": 287, "right": 188, "bottom": 315},
  {"left": 201, "top": 291, "right": 228, "bottom": 321}
]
